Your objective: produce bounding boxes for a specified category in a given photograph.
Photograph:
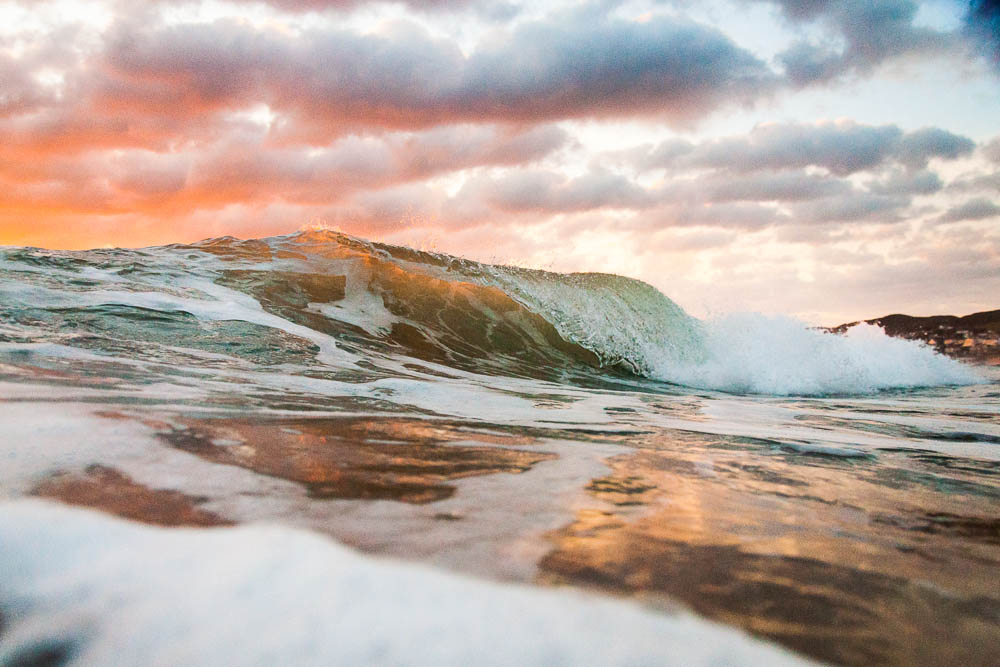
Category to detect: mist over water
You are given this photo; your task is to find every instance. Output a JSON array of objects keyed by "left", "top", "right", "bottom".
[{"left": 1, "top": 230, "right": 998, "bottom": 666}]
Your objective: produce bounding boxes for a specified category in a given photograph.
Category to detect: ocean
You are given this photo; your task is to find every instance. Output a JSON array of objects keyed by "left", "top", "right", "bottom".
[{"left": 1, "top": 229, "right": 998, "bottom": 665}]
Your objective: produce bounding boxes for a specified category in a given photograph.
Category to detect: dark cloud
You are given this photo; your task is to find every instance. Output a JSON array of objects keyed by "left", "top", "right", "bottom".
[
  {"left": 762, "top": 0, "right": 836, "bottom": 22},
  {"left": 935, "top": 197, "right": 1000, "bottom": 223},
  {"left": 80, "top": 12, "right": 776, "bottom": 144},
  {"left": 409, "top": 126, "right": 964, "bottom": 228},
  {"left": 639, "top": 122, "right": 975, "bottom": 175},
  {"left": 776, "top": 42, "right": 844, "bottom": 86},
  {"left": 98, "top": 20, "right": 465, "bottom": 137},
  {"left": 965, "top": 0, "right": 1000, "bottom": 69},
  {"left": 895, "top": 127, "right": 976, "bottom": 169},
  {"left": 459, "top": 18, "right": 775, "bottom": 125},
  {"left": 763, "top": 0, "right": 957, "bottom": 85}
]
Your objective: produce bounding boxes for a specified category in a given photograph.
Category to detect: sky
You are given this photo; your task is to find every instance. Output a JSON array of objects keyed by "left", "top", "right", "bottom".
[{"left": 1, "top": 0, "right": 998, "bottom": 324}]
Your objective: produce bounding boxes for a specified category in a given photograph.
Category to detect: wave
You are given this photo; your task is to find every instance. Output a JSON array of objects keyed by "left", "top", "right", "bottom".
[
  {"left": 651, "top": 315, "right": 981, "bottom": 396},
  {"left": 0, "top": 230, "right": 984, "bottom": 396}
]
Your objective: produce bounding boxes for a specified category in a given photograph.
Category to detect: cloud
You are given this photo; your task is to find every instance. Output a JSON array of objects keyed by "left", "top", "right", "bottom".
[
  {"left": 983, "top": 136, "right": 1000, "bottom": 163},
  {"left": 450, "top": 168, "right": 654, "bottom": 216},
  {"left": 408, "top": 124, "right": 967, "bottom": 228},
  {"left": 181, "top": 123, "right": 566, "bottom": 206},
  {"left": 631, "top": 138, "right": 696, "bottom": 170},
  {"left": 0, "top": 8, "right": 782, "bottom": 171},
  {"left": 459, "top": 17, "right": 776, "bottom": 126},
  {"left": 0, "top": 57, "right": 53, "bottom": 118},
  {"left": 438, "top": 164, "right": 858, "bottom": 225},
  {"left": 319, "top": 183, "right": 448, "bottom": 234},
  {"left": 791, "top": 193, "right": 910, "bottom": 224},
  {"left": 646, "top": 227, "right": 738, "bottom": 252},
  {"left": 947, "top": 170, "right": 1000, "bottom": 193},
  {"left": 776, "top": 41, "right": 845, "bottom": 86},
  {"left": 389, "top": 124, "right": 569, "bottom": 178},
  {"left": 698, "top": 170, "right": 853, "bottom": 202},
  {"left": 135, "top": 0, "right": 520, "bottom": 20},
  {"left": 762, "top": 0, "right": 957, "bottom": 85},
  {"left": 649, "top": 202, "right": 786, "bottom": 229},
  {"left": 935, "top": 197, "right": 1000, "bottom": 223},
  {"left": 638, "top": 121, "right": 975, "bottom": 175},
  {"left": 0, "top": 123, "right": 568, "bottom": 215},
  {"left": 894, "top": 127, "right": 976, "bottom": 169},
  {"left": 71, "top": 12, "right": 776, "bottom": 146},
  {"left": 866, "top": 169, "right": 942, "bottom": 195},
  {"left": 965, "top": 0, "right": 1000, "bottom": 70}
]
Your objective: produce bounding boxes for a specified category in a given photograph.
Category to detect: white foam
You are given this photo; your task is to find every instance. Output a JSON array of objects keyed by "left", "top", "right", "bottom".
[
  {"left": 309, "top": 261, "right": 397, "bottom": 336},
  {"left": 0, "top": 500, "right": 810, "bottom": 666},
  {"left": 0, "top": 279, "right": 352, "bottom": 368},
  {"left": 650, "top": 316, "right": 983, "bottom": 396},
  {"left": 171, "top": 278, "right": 353, "bottom": 368}
]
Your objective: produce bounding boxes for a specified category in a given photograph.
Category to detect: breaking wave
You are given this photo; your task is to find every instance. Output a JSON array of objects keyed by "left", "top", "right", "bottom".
[
  {"left": 0, "top": 229, "right": 982, "bottom": 396},
  {"left": 652, "top": 315, "right": 980, "bottom": 396}
]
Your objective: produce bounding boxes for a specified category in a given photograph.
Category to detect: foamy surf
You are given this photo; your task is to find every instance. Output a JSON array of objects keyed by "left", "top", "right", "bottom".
[
  {"left": 648, "top": 315, "right": 983, "bottom": 396},
  {"left": 0, "top": 500, "right": 810, "bottom": 666}
]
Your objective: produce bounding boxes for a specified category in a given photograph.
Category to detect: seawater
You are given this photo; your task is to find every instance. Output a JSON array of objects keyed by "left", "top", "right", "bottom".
[{"left": 0, "top": 230, "right": 998, "bottom": 665}]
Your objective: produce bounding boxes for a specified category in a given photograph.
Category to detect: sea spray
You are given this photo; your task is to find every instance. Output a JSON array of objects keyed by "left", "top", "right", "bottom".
[{"left": 647, "top": 314, "right": 982, "bottom": 395}]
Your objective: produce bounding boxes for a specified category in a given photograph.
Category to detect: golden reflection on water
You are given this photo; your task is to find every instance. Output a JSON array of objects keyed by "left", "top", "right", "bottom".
[
  {"left": 158, "top": 416, "right": 553, "bottom": 504},
  {"left": 539, "top": 430, "right": 1000, "bottom": 665},
  {"left": 24, "top": 404, "right": 1000, "bottom": 666}
]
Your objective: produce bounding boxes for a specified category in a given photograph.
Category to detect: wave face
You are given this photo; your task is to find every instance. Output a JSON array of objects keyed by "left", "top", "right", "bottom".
[{"left": 0, "top": 229, "right": 981, "bottom": 395}]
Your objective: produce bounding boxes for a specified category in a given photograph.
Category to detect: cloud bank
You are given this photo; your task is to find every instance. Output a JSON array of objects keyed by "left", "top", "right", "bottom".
[{"left": 0, "top": 0, "right": 997, "bottom": 322}]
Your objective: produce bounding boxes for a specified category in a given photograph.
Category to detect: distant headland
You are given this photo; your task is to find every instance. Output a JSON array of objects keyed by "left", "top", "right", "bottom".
[{"left": 830, "top": 309, "right": 1000, "bottom": 365}]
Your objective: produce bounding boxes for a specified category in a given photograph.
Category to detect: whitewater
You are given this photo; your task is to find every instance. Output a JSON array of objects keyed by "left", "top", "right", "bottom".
[{"left": 1, "top": 230, "right": 998, "bottom": 666}]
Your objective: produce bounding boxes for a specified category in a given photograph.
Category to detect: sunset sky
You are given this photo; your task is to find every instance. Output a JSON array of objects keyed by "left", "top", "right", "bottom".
[{"left": 1, "top": 0, "right": 998, "bottom": 324}]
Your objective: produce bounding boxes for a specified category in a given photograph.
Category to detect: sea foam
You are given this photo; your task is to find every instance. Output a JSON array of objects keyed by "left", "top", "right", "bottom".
[
  {"left": 649, "top": 316, "right": 983, "bottom": 396},
  {"left": 0, "top": 500, "right": 810, "bottom": 666}
]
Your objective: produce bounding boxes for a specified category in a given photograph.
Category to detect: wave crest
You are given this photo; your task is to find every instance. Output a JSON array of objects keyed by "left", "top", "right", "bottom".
[{"left": 1, "top": 230, "right": 984, "bottom": 396}]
